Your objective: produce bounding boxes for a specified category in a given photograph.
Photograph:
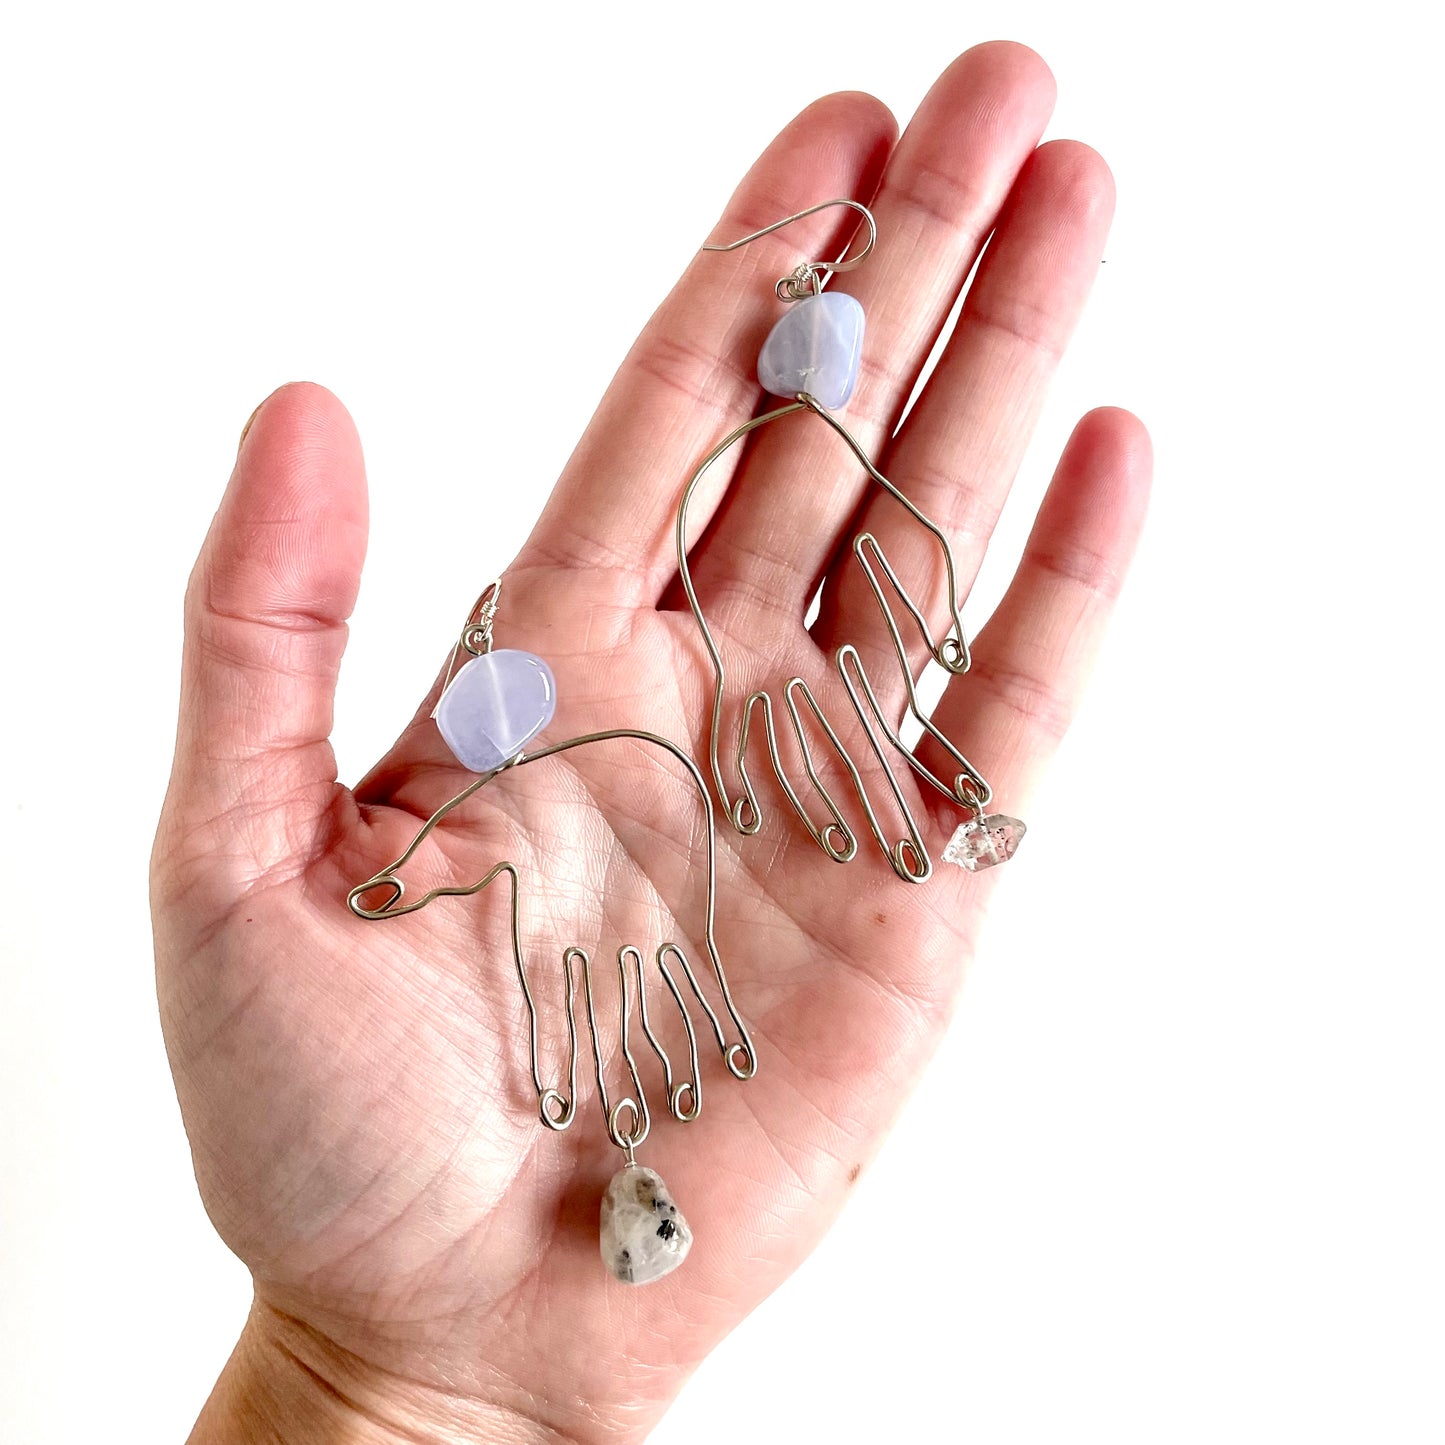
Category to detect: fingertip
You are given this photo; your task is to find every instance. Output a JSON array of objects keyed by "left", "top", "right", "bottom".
[
  {"left": 943, "top": 39, "right": 1058, "bottom": 125},
  {"left": 238, "top": 381, "right": 363, "bottom": 474},
  {"left": 207, "top": 381, "right": 369, "bottom": 632},
  {"left": 1028, "top": 407, "right": 1152, "bottom": 600},
  {"left": 793, "top": 88, "right": 900, "bottom": 151},
  {"left": 1069, "top": 405, "right": 1153, "bottom": 508},
  {"left": 1029, "top": 138, "right": 1117, "bottom": 223},
  {"left": 964, "top": 38, "right": 1057, "bottom": 95}
]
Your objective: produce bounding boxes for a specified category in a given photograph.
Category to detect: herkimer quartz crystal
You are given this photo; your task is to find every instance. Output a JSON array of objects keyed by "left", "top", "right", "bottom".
[{"left": 941, "top": 814, "right": 1027, "bottom": 871}]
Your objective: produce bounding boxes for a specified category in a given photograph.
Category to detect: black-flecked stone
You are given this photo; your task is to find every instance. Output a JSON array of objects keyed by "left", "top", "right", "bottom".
[{"left": 600, "top": 1165, "right": 692, "bottom": 1285}]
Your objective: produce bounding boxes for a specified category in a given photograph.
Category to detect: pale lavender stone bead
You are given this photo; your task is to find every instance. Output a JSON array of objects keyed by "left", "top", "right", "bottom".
[
  {"left": 757, "top": 291, "right": 865, "bottom": 410},
  {"left": 434, "top": 649, "right": 556, "bottom": 772}
]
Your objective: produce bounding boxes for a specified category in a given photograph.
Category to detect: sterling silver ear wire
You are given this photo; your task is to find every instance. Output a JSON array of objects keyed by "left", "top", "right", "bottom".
[
  {"left": 680, "top": 200, "right": 1026, "bottom": 879},
  {"left": 347, "top": 581, "right": 755, "bottom": 1285}
]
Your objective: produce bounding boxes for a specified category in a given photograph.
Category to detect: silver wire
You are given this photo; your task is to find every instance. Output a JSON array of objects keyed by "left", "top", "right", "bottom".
[
  {"left": 348, "top": 197, "right": 992, "bottom": 1163},
  {"left": 432, "top": 578, "right": 502, "bottom": 717},
  {"left": 674, "top": 395, "right": 993, "bottom": 884},
  {"left": 678, "top": 201, "right": 999, "bottom": 877},
  {"left": 347, "top": 726, "right": 756, "bottom": 1157},
  {"left": 703, "top": 199, "right": 877, "bottom": 302}
]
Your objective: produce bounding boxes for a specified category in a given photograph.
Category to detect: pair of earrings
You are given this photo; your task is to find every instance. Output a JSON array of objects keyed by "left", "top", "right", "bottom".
[{"left": 347, "top": 200, "right": 1024, "bottom": 1285}]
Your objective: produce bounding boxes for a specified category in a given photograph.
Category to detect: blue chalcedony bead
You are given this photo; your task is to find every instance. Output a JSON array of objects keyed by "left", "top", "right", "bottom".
[
  {"left": 757, "top": 291, "right": 865, "bottom": 410},
  {"left": 435, "top": 649, "right": 556, "bottom": 772}
]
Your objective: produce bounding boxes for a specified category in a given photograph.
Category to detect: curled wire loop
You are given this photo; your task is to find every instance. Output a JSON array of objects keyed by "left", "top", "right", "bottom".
[
  {"left": 674, "top": 399, "right": 993, "bottom": 883},
  {"left": 346, "top": 729, "right": 756, "bottom": 1153}
]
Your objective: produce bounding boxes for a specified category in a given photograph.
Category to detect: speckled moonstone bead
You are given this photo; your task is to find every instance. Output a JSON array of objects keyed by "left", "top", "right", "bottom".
[
  {"left": 757, "top": 291, "right": 865, "bottom": 410},
  {"left": 600, "top": 1164, "right": 692, "bottom": 1285},
  {"left": 433, "top": 649, "right": 556, "bottom": 773}
]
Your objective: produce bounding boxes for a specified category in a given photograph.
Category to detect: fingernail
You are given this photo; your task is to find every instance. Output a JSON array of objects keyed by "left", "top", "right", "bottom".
[{"left": 237, "top": 399, "right": 265, "bottom": 456}]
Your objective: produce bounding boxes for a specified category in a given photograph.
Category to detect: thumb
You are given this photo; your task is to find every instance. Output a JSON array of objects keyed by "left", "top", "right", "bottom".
[{"left": 160, "top": 382, "right": 368, "bottom": 882}]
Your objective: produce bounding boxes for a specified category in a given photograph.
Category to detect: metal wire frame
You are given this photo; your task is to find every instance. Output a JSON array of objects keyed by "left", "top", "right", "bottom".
[
  {"left": 673, "top": 392, "right": 996, "bottom": 885},
  {"left": 347, "top": 717, "right": 755, "bottom": 1160}
]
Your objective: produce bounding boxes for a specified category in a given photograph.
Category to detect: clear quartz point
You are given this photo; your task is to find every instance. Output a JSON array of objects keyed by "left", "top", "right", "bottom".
[{"left": 941, "top": 814, "right": 1026, "bottom": 871}]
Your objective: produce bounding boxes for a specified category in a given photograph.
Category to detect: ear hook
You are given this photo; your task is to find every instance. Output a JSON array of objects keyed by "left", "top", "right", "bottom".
[
  {"left": 431, "top": 577, "right": 503, "bottom": 718},
  {"left": 703, "top": 199, "right": 877, "bottom": 301}
]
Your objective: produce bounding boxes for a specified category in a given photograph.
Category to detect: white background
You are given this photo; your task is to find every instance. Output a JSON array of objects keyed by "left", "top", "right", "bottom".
[{"left": 2, "top": 2, "right": 1440, "bottom": 1441}]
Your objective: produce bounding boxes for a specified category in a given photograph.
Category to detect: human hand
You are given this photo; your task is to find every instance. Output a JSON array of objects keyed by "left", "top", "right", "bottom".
[{"left": 151, "top": 41, "right": 1150, "bottom": 1444}]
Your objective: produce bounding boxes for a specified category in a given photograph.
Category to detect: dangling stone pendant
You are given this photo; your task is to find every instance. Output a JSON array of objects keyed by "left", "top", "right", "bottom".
[
  {"left": 941, "top": 814, "right": 1027, "bottom": 872},
  {"left": 757, "top": 291, "right": 865, "bottom": 410},
  {"left": 433, "top": 648, "right": 556, "bottom": 773},
  {"left": 600, "top": 1164, "right": 693, "bottom": 1285}
]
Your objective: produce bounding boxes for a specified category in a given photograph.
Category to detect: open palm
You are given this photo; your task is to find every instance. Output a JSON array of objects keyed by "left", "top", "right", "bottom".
[{"left": 151, "top": 43, "right": 1151, "bottom": 1444}]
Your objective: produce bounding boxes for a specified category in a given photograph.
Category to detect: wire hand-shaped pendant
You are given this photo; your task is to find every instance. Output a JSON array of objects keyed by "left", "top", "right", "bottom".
[
  {"left": 347, "top": 582, "right": 755, "bottom": 1285},
  {"left": 680, "top": 201, "right": 1026, "bottom": 881}
]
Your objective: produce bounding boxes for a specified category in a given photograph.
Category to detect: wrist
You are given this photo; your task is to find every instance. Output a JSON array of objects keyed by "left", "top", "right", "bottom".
[{"left": 190, "top": 1299, "right": 572, "bottom": 1445}]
